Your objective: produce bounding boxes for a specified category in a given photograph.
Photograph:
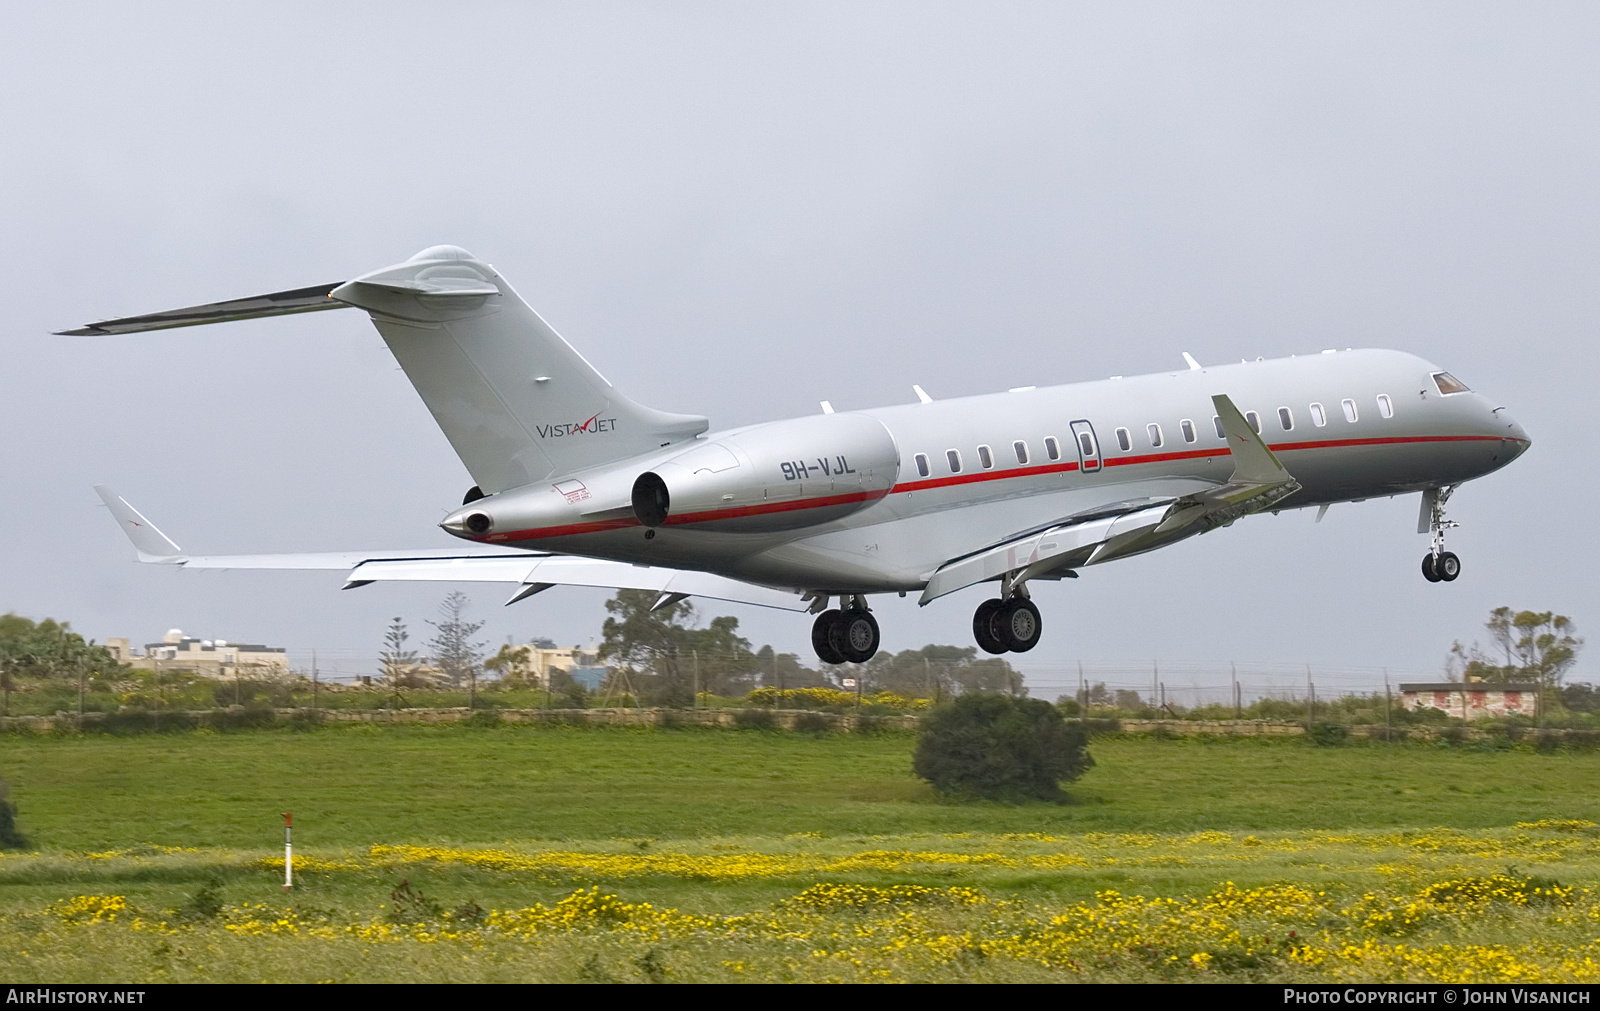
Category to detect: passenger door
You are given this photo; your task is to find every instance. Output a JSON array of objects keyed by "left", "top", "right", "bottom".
[{"left": 1070, "top": 420, "right": 1101, "bottom": 473}]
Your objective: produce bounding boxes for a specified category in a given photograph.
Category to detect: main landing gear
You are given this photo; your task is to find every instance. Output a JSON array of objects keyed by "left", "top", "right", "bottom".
[
  {"left": 1420, "top": 485, "right": 1461, "bottom": 583},
  {"left": 811, "top": 596, "right": 881, "bottom": 664},
  {"left": 972, "top": 571, "right": 1043, "bottom": 655},
  {"left": 973, "top": 596, "right": 1043, "bottom": 654}
]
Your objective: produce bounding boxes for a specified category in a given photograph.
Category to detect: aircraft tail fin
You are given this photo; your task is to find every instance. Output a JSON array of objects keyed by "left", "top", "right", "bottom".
[
  {"left": 337, "top": 246, "right": 707, "bottom": 493},
  {"left": 59, "top": 246, "right": 710, "bottom": 494},
  {"left": 94, "top": 486, "right": 183, "bottom": 561}
]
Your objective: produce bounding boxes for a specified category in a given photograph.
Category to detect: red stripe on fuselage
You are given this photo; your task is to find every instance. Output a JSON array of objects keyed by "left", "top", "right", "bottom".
[
  {"left": 888, "top": 433, "right": 1512, "bottom": 493},
  {"left": 664, "top": 488, "right": 889, "bottom": 526},
  {"left": 483, "top": 433, "right": 1515, "bottom": 542},
  {"left": 893, "top": 460, "right": 1081, "bottom": 494},
  {"left": 482, "top": 488, "right": 890, "bottom": 542}
]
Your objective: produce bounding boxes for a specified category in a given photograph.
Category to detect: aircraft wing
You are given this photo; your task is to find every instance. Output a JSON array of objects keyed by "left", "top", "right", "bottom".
[
  {"left": 918, "top": 394, "right": 1301, "bottom": 604},
  {"left": 93, "top": 487, "right": 808, "bottom": 612}
]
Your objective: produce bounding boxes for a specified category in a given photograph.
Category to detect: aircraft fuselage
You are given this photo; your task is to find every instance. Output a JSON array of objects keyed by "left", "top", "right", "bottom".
[{"left": 446, "top": 348, "right": 1528, "bottom": 595}]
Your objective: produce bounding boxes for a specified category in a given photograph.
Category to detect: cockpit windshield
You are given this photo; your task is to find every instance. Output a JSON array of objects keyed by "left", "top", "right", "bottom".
[{"left": 1432, "top": 371, "right": 1471, "bottom": 395}]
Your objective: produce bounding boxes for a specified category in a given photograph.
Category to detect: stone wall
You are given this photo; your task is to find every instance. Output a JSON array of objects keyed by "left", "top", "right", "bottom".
[{"left": 0, "top": 708, "right": 1581, "bottom": 742}]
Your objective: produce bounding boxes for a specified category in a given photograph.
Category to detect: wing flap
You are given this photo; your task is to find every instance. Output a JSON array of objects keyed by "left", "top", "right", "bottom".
[
  {"left": 917, "top": 394, "right": 1300, "bottom": 604},
  {"left": 344, "top": 555, "right": 809, "bottom": 611}
]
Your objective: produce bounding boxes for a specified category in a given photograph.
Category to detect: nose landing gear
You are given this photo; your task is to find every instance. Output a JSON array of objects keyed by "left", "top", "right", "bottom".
[
  {"left": 810, "top": 596, "right": 881, "bottom": 665},
  {"left": 1420, "top": 486, "right": 1461, "bottom": 583}
]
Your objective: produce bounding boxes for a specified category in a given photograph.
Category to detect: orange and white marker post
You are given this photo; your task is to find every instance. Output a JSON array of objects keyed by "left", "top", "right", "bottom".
[{"left": 281, "top": 812, "right": 293, "bottom": 892}]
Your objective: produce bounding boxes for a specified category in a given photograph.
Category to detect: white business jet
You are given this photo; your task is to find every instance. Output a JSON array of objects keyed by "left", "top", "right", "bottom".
[{"left": 63, "top": 246, "right": 1531, "bottom": 664}]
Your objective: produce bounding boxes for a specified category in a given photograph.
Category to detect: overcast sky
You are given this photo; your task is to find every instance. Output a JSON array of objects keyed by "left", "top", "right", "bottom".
[{"left": 2, "top": 3, "right": 1594, "bottom": 692}]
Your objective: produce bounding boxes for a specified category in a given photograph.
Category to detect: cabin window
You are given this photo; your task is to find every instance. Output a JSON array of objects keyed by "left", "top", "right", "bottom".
[
  {"left": 1278, "top": 407, "right": 1293, "bottom": 431},
  {"left": 1432, "top": 371, "right": 1470, "bottom": 395},
  {"left": 1377, "top": 394, "right": 1394, "bottom": 419},
  {"left": 914, "top": 453, "right": 929, "bottom": 478},
  {"left": 1147, "top": 423, "right": 1163, "bottom": 448},
  {"left": 1309, "top": 402, "right": 1327, "bottom": 427},
  {"left": 1044, "top": 436, "right": 1061, "bottom": 461},
  {"left": 1180, "top": 419, "right": 1196, "bottom": 443},
  {"left": 946, "top": 449, "right": 962, "bottom": 473},
  {"left": 1078, "top": 432, "right": 1094, "bottom": 457},
  {"left": 1013, "top": 441, "right": 1029, "bottom": 465},
  {"left": 1115, "top": 427, "right": 1131, "bottom": 452},
  {"left": 976, "top": 444, "right": 994, "bottom": 469},
  {"left": 1341, "top": 398, "right": 1358, "bottom": 423},
  {"left": 1245, "top": 411, "right": 1261, "bottom": 434},
  {"left": 1212, "top": 416, "right": 1225, "bottom": 439}
]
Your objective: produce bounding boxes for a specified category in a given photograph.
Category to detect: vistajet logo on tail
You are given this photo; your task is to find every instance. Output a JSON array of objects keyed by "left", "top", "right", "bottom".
[{"left": 536, "top": 413, "right": 617, "bottom": 439}]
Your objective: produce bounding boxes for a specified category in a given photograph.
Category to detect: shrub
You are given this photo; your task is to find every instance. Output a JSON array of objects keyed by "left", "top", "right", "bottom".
[
  {"left": 912, "top": 694, "right": 1093, "bottom": 801},
  {"left": 1308, "top": 722, "right": 1347, "bottom": 747},
  {"left": 734, "top": 708, "right": 776, "bottom": 731},
  {"left": 0, "top": 779, "right": 24, "bottom": 850},
  {"left": 792, "top": 711, "right": 833, "bottom": 734}
]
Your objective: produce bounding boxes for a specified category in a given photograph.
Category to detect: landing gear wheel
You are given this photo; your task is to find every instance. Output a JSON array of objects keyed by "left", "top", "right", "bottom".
[
  {"left": 973, "top": 598, "right": 1008, "bottom": 654},
  {"left": 812, "top": 609, "right": 846, "bottom": 665},
  {"left": 996, "top": 598, "right": 1043, "bottom": 652},
  {"left": 837, "top": 610, "right": 880, "bottom": 664},
  {"left": 1421, "top": 554, "right": 1441, "bottom": 582},
  {"left": 1437, "top": 551, "right": 1461, "bottom": 582}
]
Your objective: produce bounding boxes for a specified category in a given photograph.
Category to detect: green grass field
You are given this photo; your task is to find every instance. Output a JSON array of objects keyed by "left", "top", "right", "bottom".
[{"left": 2, "top": 726, "right": 1599, "bottom": 982}]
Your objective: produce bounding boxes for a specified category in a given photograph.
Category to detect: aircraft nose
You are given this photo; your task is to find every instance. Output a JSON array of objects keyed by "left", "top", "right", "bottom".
[{"left": 1492, "top": 408, "right": 1531, "bottom": 459}]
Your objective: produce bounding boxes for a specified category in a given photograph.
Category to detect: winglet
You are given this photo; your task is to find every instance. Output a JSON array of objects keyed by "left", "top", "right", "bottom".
[
  {"left": 93, "top": 486, "right": 184, "bottom": 562},
  {"left": 1210, "top": 395, "right": 1289, "bottom": 485},
  {"left": 1182, "top": 352, "right": 1202, "bottom": 371}
]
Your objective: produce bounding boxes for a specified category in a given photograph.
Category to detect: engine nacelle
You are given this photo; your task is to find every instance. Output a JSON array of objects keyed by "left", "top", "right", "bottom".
[{"left": 632, "top": 413, "right": 899, "bottom": 533}]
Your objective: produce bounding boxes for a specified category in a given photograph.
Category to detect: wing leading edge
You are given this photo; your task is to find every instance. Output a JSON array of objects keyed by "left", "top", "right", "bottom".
[
  {"left": 918, "top": 394, "right": 1301, "bottom": 604},
  {"left": 93, "top": 487, "right": 808, "bottom": 612}
]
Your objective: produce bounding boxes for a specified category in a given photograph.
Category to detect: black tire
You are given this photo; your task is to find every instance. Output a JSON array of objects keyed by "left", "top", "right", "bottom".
[
  {"left": 1438, "top": 551, "right": 1461, "bottom": 582},
  {"left": 996, "top": 598, "right": 1043, "bottom": 652},
  {"left": 812, "top": 609, "right": 846, "bottom": 665},
  {"left": 1421, "top": 554, "right": 1441, "bottom": 582},
  {"left": 838, "top": 610, "right": 880, "bottom": 664},
  {"left": 973, "top": 598, "right": 1008, "bottom": 654}
]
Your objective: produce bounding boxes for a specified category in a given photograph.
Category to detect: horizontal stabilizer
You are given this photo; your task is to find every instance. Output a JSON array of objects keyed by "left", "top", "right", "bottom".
[{"left": 57, "top": 283, "right": 350, "bottom": 336}]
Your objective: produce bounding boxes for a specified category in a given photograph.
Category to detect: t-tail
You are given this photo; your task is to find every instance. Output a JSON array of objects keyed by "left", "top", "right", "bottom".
[{"left": 58, "top": 245, "right": 709, "bottom": 493}]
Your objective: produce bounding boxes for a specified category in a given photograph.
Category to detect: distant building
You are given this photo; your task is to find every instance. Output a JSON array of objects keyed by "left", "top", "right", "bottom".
[
  {"left": 498, "top": 638, "right": 600, "bottom": 688},
  {"left": 1398, "top": 681, "right": 1541, "bottom": 721},
  {"left": 106, "top": 628, "right": 289, "bottom": 680},
  {"left": 566, "top": 667, "right": 607, "bottom": 691}
]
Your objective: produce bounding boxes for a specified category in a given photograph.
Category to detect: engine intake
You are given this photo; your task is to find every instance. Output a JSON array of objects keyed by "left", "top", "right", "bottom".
[{"left": 632, "top": 472, "right": 670, "bottom": 528}]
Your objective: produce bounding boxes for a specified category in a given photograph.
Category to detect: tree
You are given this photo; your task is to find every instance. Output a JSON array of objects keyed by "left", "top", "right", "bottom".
[
  {"left": 754, "top": 645, "right": 830, "bottom": 690},
  {"left": 379, "top": 617, "right": 419, "bottom": 699},
  {"left": 427, "top": 592, "right": 486, "bottom": 693},
  {"left": 0, "top": 614, "right": 126, "bottom": 685},
  {"left": 483, "top": 644, "right": 534, "bottom": 686},
  {"left": 861, "top": 645, "right": 1022, "bottom": 698},
  {"left": 597, "top": 590, "right": 757, "bottom": 705},
  {"left": 1448, "top": 608, "right": 1583, "bottom": 690},
  {"left": 912, "top": 694, "right": 1093, "bottom": 802}
]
